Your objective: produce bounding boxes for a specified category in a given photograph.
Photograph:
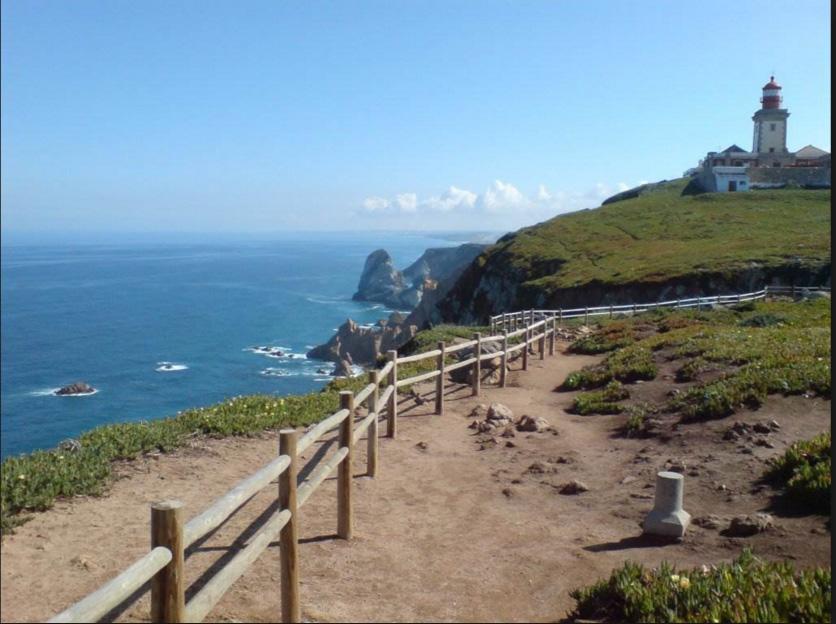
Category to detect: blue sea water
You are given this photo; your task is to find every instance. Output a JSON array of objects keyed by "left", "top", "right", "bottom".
[{"left": 0, "top": 232, "right": 463, "bottom": 458}]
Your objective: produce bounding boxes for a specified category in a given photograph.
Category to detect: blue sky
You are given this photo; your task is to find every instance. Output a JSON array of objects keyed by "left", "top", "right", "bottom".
[{"left": 1, "top": 0, "right": 830, "bottom": 236}]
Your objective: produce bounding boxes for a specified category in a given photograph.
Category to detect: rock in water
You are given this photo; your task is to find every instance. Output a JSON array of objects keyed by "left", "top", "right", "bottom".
[
  {"left": 55, "top": 382, "right": 96, "bottom": 396},
  {"left": 352, "top": 249, "right": 407, "bottom": 308},
  {"left": 332, "top": 359, "right": 354, "bottom": 377},
  {"left": 307, "top": 313, "right": 418, "bottom": 366}
]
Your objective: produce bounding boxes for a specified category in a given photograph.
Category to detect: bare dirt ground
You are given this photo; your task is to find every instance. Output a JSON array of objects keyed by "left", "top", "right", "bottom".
[{"left": 1, "top": 344, "right": 830, "bottom": 623}]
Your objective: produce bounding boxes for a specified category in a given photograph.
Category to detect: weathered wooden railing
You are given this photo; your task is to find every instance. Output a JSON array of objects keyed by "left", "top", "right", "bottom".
[{"left": 47, "top": 282, "right": 828, "bottom": 622}]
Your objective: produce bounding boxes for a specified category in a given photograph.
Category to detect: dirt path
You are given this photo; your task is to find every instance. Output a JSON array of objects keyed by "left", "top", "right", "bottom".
[{"left": 1, "top": 345, "right": 830, "bottom": 622}]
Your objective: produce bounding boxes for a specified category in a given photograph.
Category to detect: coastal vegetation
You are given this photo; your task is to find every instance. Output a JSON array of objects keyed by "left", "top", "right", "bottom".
[
  {"left": 569, "top": 549, "right": 831, "bottom": 623},
  {"left": 436, "top": 181, "right": 831, "bottom": 321},
  {"left": 559, "top": 298, "right": 831, "bottom": 422},
  {"left": 765, "top": 431, "right": 831, "bottom": 514}
]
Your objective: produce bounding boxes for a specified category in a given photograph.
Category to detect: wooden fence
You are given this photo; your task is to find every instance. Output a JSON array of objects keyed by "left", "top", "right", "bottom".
[
  {"left": 488, "top": 284, "right": 831, "bottom": 333},
  {"left": 48, "top": 283, "right": 829, "bottom": 623}
]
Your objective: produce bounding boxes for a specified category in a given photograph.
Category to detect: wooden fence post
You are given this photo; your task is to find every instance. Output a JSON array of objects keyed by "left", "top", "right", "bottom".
[
  {"left": 500, "top": 330, "right": 508, "bottom": 388},
  {"left": 435, "top": 341, "right": 445, "bottom": 416},
  {"left": 538, "top": 325, "right": 545, "bottom": 360},
  {"left": 150, "top": 501, "right": 185, "bottom": 624},
  {"left": 549, "top": 314, "right": 556, "bottom": 356},
  {"left": 472, "top": 332, "right": 481, "bottom": 396},
  {"left": 609, "top": 305, "right": 613, "bottom": 319},
  {"left": 558, "top": 308, "right": 563, "bottom": 326},
  {"left": 522, "top": 325, "right": 529, "bottom": 371},
  {"left": 338, "top": 392, "right": 354, "bottom": 540},
  {"left": 791, "top": 284, "right": 796, "bottom": 299},
  {"left": 697, "top": 296, "right": 701, "bottom": 311},
  {"left": 368, "top": 370, "right": 379, "bottom": 477},
  {"left": 278, "top": 430, "right": 300, "bottom": 624},
  {"left": 632, "top": 303, "right": 637, "bottom": 316},
  {"left": 386, "top": 350, "right": 397, "bottom": 439}
]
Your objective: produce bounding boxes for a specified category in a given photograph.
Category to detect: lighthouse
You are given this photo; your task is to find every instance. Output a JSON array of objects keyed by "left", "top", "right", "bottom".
[{"left": 752, "top": 76, "right": 789, "bottom": 155}]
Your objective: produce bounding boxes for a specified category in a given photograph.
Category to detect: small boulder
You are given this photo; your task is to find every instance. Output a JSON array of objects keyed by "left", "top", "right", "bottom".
[
  {"left": 58, "top": 439, "right": 82, "bottom": 453},
  {"left": 559, "top": 480, "right": 589, "bottom": 495},
  {"left": 516, "top": 415, "right": 550, "bottom": 433},
  {"left": 693, "top": 514, "right": 726, "bottom": 530},
  {"left": 469, "top": 404, "right": 489, "bottom": 419},
  {"left": 753, "top": 422, "right": 772, "bottom": 434},
  {"left": 487, "top": 403, "right": 514, "bottom": 423},
  {"left": 725, "top": 513, "right": 773, "bottom": 537}
]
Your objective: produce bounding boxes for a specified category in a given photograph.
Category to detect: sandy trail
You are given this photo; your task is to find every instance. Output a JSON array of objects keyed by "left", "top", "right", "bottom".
[{"left": 1, "top": 344, "right": 830, "bottom": 623}]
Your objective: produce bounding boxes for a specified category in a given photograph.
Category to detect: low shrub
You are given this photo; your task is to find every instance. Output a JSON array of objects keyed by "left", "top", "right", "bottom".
[
  {"left": 569, "top": 549, "right": 831, "bottom": 623},
  {"left": 571, "top": 381, "right": 628, "bottom": 415},
  {"left": 765, "top": 432, "right": 831, "bottom": 514},
  {"left": 740, "top": 313, "right": 787, "bottom": 327},
  {"left": 569, "top": 321, "right": 636, "bottom": 354}
]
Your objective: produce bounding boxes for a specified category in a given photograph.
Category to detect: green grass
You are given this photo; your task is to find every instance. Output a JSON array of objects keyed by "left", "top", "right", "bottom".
[
  {"left": 765, "top": 432, "right": 831, "bottom": 514},
  {"left": 571, "top": 380, "right": 629, "bottom": 415},
  {"left": 569, "top": 549, "right": 830, "bottom": 623},
  {"left": 561, "top": 299, "right": 830, "bottom": 423},
  {"left": 1, "top": 323, "right": 478, "bottom": 533},
  {"left": 398, "top": 324, "right": 490, "bottom": 355},
  {"left": 475, "top": 180, "right": 830, "bottom": 295}
]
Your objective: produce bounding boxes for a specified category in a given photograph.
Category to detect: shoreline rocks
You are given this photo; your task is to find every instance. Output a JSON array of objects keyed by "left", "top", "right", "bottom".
[{"left": 55, "top": 382, "right": 96, "bottom": 396}]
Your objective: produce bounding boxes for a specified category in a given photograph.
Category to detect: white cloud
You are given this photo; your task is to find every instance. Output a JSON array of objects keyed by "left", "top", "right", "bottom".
[
  {"left": 362, "top": 196, "right": 390, "bottom": 213},
  {"left": 357, "top": 179, "right": 645, "bottom": 227},
  {"left": 424, "top": 186, "right": 478, "bottom": 212},
  {"left": 395, "top": 193, "right": 418, "bottom": 213},
  {"left": 481, "top": 180, "right": 530, "bottom": 214}
]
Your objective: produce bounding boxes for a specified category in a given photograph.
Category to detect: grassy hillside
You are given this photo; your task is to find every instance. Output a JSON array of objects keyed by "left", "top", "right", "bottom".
[
  {"left": 499, "top": 180, "right": 829, "bottom": 290},
  {"left": 436, "top": 180, "right": 830, "bottom": 322}
]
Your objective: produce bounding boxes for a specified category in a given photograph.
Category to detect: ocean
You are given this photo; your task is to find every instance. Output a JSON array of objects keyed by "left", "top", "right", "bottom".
[{"left": 0, "top": 232, "right": 469, "bottom": 458}]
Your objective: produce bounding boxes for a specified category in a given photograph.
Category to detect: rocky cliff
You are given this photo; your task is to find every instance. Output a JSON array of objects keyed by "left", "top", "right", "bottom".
[
  {"left": 430, "top": 180, "right": 831, "bottom": 324},
  {"left": 306, "top": 311, "right": 417, "bottom": 367},
  {"left": 352, "top": 243, "right": 487, "bottom": 309}
]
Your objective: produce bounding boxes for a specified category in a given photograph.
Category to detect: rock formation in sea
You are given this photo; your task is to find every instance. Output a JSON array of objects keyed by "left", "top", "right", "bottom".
[
  {"left": 352, "top": 243, "right": 487, "bottom": 310},
  {"left": 307, "top": 312, "right": 418, "bottom": 367},
  {"left": 55, "top": 382, "right": 96, "bottom": 396}
]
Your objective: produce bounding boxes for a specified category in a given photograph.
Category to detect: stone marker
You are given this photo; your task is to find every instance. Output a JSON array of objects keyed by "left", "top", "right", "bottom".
[{"left": 642, "top": 471, "right": 691, "bottom": 538}]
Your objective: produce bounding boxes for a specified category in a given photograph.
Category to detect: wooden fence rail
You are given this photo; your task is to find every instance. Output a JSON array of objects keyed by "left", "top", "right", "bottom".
[{"left": 49, "top": 283, "right": 829, "bottom": 623}]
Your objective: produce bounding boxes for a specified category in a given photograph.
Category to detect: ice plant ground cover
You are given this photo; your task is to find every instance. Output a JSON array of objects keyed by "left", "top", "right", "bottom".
[
  {"left": 560, "top": 298, "right": 830, "bottom": 421},
  {"left": 569, "top": 549, "right": 830, "bottom": 623}
]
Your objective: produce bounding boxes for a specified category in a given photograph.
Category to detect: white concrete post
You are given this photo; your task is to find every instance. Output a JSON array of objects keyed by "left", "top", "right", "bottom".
[{"left": 642, "top": 471, "right": 691, "bottom": 538}]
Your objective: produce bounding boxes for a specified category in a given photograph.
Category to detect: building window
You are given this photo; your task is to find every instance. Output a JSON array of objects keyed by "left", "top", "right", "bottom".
[
  {"left": 769, "top": 147, "right": 775, "bottom": 153},
  {"left": 770, "top": 123, "right": 776, "bottom": 131}
]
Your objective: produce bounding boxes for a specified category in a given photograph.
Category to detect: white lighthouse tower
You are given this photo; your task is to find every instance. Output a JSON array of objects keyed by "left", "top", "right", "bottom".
[{"left": 752, "top": 76, "right": 789, "bottom": 156}]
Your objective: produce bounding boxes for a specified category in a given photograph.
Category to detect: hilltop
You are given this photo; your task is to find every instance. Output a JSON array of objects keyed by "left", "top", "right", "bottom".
[{"left": 431, "top": 180, "right": 831, "bottom": 324}]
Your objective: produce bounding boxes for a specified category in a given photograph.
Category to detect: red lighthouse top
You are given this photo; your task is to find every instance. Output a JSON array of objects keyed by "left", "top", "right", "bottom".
[{"left": 761, "top": 75, "right": 783, "bottom": 109}]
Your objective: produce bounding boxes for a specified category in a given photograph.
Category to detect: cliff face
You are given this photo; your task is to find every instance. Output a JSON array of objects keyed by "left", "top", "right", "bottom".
[
  {"left": 307, "top": 312, "right": 416, "bottom": 366},
  {"left": 353, "top": 243, "right": 487, "bottom": 310},
  {"left": 430, "top": 181, "right": 831, "bottom": 324},
  {"left": 352, "top": 250, "right": 407, "bottom": 309}
]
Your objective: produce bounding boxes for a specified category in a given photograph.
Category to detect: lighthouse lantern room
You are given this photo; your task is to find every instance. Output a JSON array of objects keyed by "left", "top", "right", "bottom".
[{"left": 752, "top": 76, "right": 789, "bottom": 155}]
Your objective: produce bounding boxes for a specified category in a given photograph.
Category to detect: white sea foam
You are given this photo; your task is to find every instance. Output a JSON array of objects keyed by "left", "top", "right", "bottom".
[
  {"left": 29, "top": 388, "right": 62, "bottom": 397},
  {"left": 156, "top": 362, "right": 188, "bottom": 372},
  {"left": 261, "top": 368, "right": 290, "bottom": 377}
]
